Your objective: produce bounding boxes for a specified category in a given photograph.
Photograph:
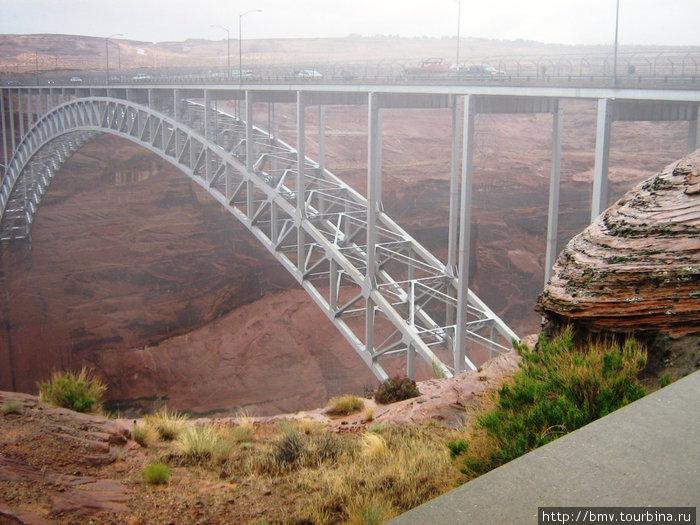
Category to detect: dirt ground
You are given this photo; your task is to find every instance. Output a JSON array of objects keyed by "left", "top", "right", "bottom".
[{"left": 0, "top": 351, "right": 520, "bottom": 524}]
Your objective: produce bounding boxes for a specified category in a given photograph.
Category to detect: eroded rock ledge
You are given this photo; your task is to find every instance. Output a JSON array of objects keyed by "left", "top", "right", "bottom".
[{"left": 536, "top": 150, "right": 700, "bottom": 336}]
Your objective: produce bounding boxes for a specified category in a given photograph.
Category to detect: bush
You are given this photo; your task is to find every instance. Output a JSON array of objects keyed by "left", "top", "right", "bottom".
[
  {"left": 142, "top": 462, "right": 171, "bottom": 484},
  {"left": 37, "top": 367, "right": 106, "bottom": 413},
  {"left": 374, "top": 376, "right": 420, "bottom": 404},
  {"left": 274, "top": 431, "right": 306, "bottom": 468},
  {"left": 326, "top": 395, "right": 364, "bottom": 416},
  {"left": 460, "top": 327, "right": 647, "bottom": 477}
]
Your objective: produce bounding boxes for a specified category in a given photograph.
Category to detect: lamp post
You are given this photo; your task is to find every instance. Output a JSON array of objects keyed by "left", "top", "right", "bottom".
[
  {"left": 239, "top": 9, "right": 262, "bottom": 83},
  {"left": 106, "top": 33, "right": 124, "bottom": 83},
  {"left": 211, "top": 25, "right": 231, "bottom": 79},
  {"left": 454, "top": 0, "right": 461, "bottom": 72},
  {"left": 612, "top": 0, "right": 620, "bottom": 86}
]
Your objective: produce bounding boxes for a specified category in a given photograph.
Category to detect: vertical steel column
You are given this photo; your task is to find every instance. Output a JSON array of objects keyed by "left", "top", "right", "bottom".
[
  {"left": 8, "top": 90, "right": 16, "bottom": 154},
  {"left": 365, "top": 92, "right": 382, "bottom": 357},
  {"left": 173, "top": 89, "right": 180, "bottom": 157},
  {"left": 245, "top": 91, "right": 254, "bottom": 218},
  {"left": 454, "top": 94, "right": 476, "bottom": 373},
  {"left": 407, "top": 343, "right": 415, "bottom": 380},
  {"left": 544, "top": 100, "right": 563, "bottom": 284},
  {"left": 296, "top": 92, "right": 306, "bottom": 272},
  {"left": 203, "top": 90, "right": 210, "bottom": 141},
  {"left": 446, "top": 95, "right": 461, "bottom": 330},
  {"left": 447, "top": 95, "right": 461, "bottom": 272},
  {"left": 1, "top": 91, "right": 7, "bottom": 177},
  {"left": 687, "top": 104, "right": 699, "bottom": 153},
  {"left": 318, "top": 105, "right": 326, "bottom": 175},
  {"left": 18, "top": 89, "right": 24, "bottom": 139},
  {"left": 37, "top": 88, "right": 43, "bottom": 120},
  {"left": 591, "top": 98, "right": 613, "bottom": 221},
  {"left": 271, "top": 103, "right": 279, "bottom": 175},
  {"left": 148, "top": 89, "right": 156, "bottom": 141},
  {"left": 25, "top": 88, "right": 32, "bottom": 132}
]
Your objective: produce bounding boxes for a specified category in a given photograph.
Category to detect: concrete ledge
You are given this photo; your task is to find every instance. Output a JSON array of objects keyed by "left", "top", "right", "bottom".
[{"left": 388, "top": 370, "right": 699, "bottom": 524}]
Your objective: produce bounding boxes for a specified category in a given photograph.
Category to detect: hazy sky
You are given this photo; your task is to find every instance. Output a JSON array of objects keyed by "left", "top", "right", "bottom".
[{"left": 1, "top": 0, "right": 698, "bottom": 46}]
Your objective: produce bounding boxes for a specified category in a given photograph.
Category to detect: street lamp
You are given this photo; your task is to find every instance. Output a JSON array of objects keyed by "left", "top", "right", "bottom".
[
  {"left": 239, "top": 9, "right": 262, "bottom": 83},
  {"left": 211, "top": 25, "right": 231, "bottom": 79},
  {"left": 454, "top": 0, "right": 461, "bottom": 72},
  {"left": 106, "top": 33, "right": 124, "bottom": 83}
]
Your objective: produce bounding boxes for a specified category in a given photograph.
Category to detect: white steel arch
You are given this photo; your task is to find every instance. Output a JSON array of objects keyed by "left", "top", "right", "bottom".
[{"left": 0, "top": 95, "right": 516, "bottom": 380}]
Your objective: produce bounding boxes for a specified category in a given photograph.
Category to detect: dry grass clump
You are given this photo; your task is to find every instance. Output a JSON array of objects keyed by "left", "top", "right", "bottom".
[
  {"left": 144, "top": 408, "right": 189, "bottom": 441},
  {"left": 360, "top": 431, "right": 388, "bottom": 458},
  {"left": 1, "top": 399, "right": 25, "bottom": 415},
  {"left": 326, "top": 394, "right": 364, "bottom": 416},
  {"left": 132, "top": 420, "right": 159, "bottom": 448},
  {"left": 174, "top": 424, "right": 232, "bottom": 464}
]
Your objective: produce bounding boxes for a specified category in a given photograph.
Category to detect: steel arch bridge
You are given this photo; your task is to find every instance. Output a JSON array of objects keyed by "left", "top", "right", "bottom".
[{"left": 0, "top": 92, "right": 517, "bottom": 380}]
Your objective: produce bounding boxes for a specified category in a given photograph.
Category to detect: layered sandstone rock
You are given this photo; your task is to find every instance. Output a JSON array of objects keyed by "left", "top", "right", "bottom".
[{"left": 536, "top": 150, "right": 700, "bottom": 336}]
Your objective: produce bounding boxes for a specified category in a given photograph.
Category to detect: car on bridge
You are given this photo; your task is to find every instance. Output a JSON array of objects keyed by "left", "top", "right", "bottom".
[
  {"left": 69, "top": 76, "right": 83, "bottom": 84},
  {"left": 295, "top": 69, "right": 323, "bottom": 79},
  {"left": 132, "top": 73, "right": 152, "bottom": 82},
  {"left": 404, "top": 58, "right": 453, "bottom": 77},
  {"left": 460, "top": 65, "right": 506, "bottom": 79}
]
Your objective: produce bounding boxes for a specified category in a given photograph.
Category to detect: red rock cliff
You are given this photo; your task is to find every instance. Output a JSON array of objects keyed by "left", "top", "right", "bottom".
[{"left": 536, "top": 149, "right": 700, "bottom": 335}]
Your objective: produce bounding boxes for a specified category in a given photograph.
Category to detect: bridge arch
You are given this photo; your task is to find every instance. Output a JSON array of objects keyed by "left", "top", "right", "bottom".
[{"left": 1, "top": 95, "right": 515, "bottom": 381}]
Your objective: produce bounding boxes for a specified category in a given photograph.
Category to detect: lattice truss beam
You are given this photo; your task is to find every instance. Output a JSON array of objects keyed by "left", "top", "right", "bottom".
[{"left": 0, "top": 94, "right": 515, "bottom": 380}]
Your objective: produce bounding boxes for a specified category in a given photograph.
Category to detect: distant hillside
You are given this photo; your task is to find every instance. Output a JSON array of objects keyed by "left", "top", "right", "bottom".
[{"left": 1, "top": 33, "right": 696, "bottom": 74}]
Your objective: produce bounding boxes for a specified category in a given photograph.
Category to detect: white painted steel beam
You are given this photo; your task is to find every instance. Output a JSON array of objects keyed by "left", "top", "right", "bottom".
[
  {"left": 591, "top": 98, "right": 613, "bottom": 220},
  {"left": 545, "top": 101, "right": 563, "bottom": 284},
  {"left": 455, "top": 94, "right": 477, "bottom": 373}
]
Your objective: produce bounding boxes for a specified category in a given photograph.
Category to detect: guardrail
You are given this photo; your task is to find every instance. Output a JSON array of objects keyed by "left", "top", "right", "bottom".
[{"left": 2, "top": 51, "right": 699, "bottom": 89}]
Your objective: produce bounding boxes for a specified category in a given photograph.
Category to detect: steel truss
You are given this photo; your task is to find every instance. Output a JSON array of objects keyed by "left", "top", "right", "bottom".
[{"left": 0, "top": 93, "right": 516, "bottom": 380}]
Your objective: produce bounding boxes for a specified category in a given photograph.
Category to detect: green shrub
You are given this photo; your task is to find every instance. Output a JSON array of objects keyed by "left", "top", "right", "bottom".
[
  {"left": 37, "top": 367, "right": 106, "bottom": 413},
  {"left": 446, "top": 439, "right": 468, "bottom": 458},
  {"left": 326, "top": 394, "right": 364, "bottom": 416},
  {"left": 659, "top": 373, "right": 672, "bottom": 388},
  {"left": 142, "top": 462, "right": 171, "bottom": 484},
  {"left": 374, "top": 376, "right": 421, "bottom": 404},
  {"left": 461, "top": 327, "right": 647, "bottom": 477},
  {"left": 2, "top": 399, "right": 24, "bottom": 415}
]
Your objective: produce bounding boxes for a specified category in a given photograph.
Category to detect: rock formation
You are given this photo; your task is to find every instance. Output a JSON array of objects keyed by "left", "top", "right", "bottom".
[{"left": 536, "top": 150, "right": 700, "bottom": 377}]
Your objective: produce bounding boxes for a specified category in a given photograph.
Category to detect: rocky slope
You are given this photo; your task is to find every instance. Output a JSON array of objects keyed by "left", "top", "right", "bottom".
[
  {"left": 536, "top": 150, "right": 700, "bottom": 378},
  {"left": 0, "top": 351, "right": 521, "bottom": 524}
]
